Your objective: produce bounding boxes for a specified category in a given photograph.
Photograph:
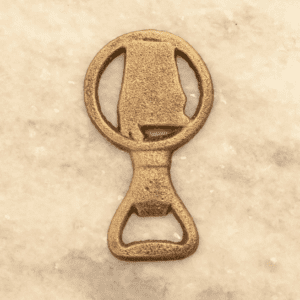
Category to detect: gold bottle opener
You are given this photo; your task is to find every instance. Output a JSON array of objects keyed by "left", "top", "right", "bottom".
[{"left": 84, "top": 30, "right": 213, "bottom": 261}]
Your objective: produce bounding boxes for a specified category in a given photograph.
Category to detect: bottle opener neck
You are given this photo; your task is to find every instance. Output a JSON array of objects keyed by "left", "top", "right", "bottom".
[{"left": 130, "top": 150, "right": 172, "bottom": 168}]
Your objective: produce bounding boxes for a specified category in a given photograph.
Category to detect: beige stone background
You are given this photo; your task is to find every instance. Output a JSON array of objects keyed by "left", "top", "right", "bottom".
[{"left": 1, "top": 0, "right": 300, "bottom": 299}]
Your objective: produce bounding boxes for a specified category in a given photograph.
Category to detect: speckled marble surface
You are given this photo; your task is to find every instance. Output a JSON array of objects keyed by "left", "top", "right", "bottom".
[{"left": 1, "top": 0, "right": 300, "bottom": 299}]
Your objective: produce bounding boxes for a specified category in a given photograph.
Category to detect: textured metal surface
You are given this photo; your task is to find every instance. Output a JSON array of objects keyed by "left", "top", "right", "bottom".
[
  {"left": 119, "top": 40, "right": 190, "bottom": 141},
  {"left": 84, "top": 30, "right": 214, "bottom": 261}
]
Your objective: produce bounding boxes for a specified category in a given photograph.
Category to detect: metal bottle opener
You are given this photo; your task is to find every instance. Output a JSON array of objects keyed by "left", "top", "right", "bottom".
[{"left": 84, "top": 30, "right": 213, "bottom": 261}]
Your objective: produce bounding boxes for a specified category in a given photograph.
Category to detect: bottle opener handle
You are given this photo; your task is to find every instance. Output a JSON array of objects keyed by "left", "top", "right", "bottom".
[{"left": 108, "top": 150, "right": 199, "bottom": 261}]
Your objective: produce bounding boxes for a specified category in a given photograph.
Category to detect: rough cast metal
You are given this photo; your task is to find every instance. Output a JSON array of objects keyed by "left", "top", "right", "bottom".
[{"left": 84, "top": 30, "right": 214, "bottom": 261}]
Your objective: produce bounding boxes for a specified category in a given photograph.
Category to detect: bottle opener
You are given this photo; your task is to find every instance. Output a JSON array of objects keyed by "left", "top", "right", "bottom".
[{"left": 84, "top": 30, "right": 213, "bottom": 261}]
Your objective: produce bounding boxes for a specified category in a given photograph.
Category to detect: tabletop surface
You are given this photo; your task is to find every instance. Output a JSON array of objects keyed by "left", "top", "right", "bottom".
[{"left": 1, "top": 1, "right": 300, "bottom": 299}]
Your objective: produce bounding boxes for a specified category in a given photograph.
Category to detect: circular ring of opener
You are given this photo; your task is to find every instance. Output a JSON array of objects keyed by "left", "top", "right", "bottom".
[{"left": 84, "top": 29, "right": 213, "bottom": 152}]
